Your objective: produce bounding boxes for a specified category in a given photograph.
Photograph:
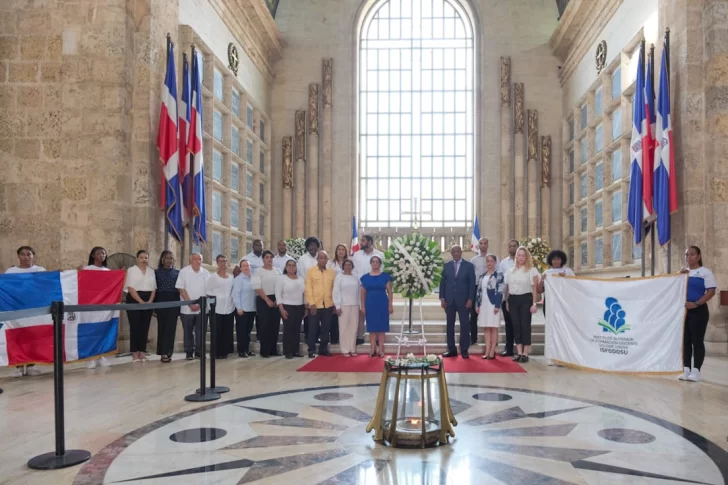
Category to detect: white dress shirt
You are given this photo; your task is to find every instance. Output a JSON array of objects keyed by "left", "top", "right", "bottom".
[
  {"left": 333, "top": 273, "right": 360, "bottom": 308},
  {"left": 297, "top": 252, "right": 318, "bottom": 279},
  {"left": 252, "top": 267, "right": 281, "bottom": 295},
  {"left": 327, "top": 260, "right": 346, "bottom": 275},
  {"left": 5, "top": 265, "right": 46, "bottom": 273},
  {"left": 275, "top": 275, "right": 305, "bottom": 305},
  {"left": 471, "top": 254, "right": 487, "bottom": 280},
  {"left": 543, "top": 267, "right": 575, "bottom": 278},
  {"left": 240, "top": 251, "right": 264, "bottom": 274},
  {"left": 125, "top": 265, "right": 157, "bottom": 292},
  {"left": 272, "top": 253, "right": 295, "bottom": 273},
  {"left": 497, "top": 256, "right": 515, "bottom": 274},
  {"left": 205, "top": 273, "right": 235, "bottom": 314},
  {"left": 351, "top": 249, "right": 385, "bottom": 277},
  {"left": 83, "top": 265, "right": 109, "bottom": 271},
  {"left": 175, "top": 265, "right": 210, "bottom": 314},
  {"left": 504, "top": 266, "right": 539, "bottom": 295}
]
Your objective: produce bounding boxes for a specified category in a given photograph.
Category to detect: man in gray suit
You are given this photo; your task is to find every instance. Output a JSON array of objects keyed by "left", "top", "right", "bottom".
[{"left": 439, "top": 245, "right": 476, "bottom": 359}]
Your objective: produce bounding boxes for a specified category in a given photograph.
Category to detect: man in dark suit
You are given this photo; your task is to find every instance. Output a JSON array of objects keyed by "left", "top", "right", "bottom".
[{"left": 439, "top": 245, "right": 476, "bottom": 359}]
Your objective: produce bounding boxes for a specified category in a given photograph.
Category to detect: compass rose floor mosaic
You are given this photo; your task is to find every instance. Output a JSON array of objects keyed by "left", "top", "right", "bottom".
[{"left": 2, "top": 355, "right": 728, "bottom": 485}]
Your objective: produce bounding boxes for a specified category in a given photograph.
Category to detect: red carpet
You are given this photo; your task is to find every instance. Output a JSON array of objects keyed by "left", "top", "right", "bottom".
[{"left": 297, "top": 354, "right": 526, "bottom": 373}]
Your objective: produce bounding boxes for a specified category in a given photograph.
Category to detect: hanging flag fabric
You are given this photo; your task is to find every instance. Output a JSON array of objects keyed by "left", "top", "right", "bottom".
[
  {"left": 179, "top": 53, "right": 192, "bottom": 221},
  {"left": 627, "top": 46, "right": 647, "bottom": 244},
  {"left": 188, "top": 49, "right": 207, "bottom": 244},
  {"left": 350, "top": 217, "right": 360, "bottom": 255},
  {"left": 471, "top": 216, "right": 480, "bottom": 253},
  {"left": 545, "top": 274, "right": 686, "bottom": 373},
  {"left": 156, "top": 40, "right": 183, "bottom": 242},
  {"left": 643, "top": 51, "right": 656, "bottom": 217},
  {"left": 0, "top": 270, "right": 125, "bottom": 366},
  {"left": 654, "top": 45, "right": 677, "bottom": 246}
]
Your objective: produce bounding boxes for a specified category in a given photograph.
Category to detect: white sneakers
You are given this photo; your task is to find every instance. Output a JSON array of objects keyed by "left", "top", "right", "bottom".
[
  {"left": 679, "top": 367, "right": 701, "bottom": 382},
  {"left": 11, "top": 367, "right": 23, "bottom": 378},
  {"left": 86, "top": 360, "right": 97, "bottom": 369},
  {"left": 86, "top": 356, "right": 111, "bottom": 369},
  {"left": 11, "top": 366, "right": 42, "bottom": 377}
]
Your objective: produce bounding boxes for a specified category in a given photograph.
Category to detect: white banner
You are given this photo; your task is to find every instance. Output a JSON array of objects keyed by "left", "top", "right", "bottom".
[{"left": 545, "top": 274, "right": 687, "bottom": 373}]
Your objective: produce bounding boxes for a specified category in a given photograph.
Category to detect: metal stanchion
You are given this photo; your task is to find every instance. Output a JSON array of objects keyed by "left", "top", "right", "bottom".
[
  {"left": 199, "top": 300, "right": 228, "bottom": 394},
  {"left": 28, "top": 301, "right": 91, "bottom": 470},
  {"left": 185, "top": 297, "right": 220, "bottom": 402},
  {"left": 403, "top": 298, "right": 419, "bottom": 334}
]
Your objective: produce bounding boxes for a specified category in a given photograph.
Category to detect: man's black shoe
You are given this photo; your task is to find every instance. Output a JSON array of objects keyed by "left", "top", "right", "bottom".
[
  {"left": 500, "top": 351, "right": 514, "bottom": 357},
  {"left": 442, "top": 350, "right": 458, "bottom": 358},
  {"left": 461, "top": 352, "right": 470, "bottom": 359}
]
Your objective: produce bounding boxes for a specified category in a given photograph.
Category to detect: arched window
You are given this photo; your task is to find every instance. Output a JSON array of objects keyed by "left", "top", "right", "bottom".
[{"left": 358, "top": 0, "right": 475, "bottom": 228}]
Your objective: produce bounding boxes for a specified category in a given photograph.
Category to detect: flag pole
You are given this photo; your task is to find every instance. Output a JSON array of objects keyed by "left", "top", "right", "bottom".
[
  {"left": 180, "top": 50, "right": 187, "bottom": 263},
  {"left": 640, "top": 39, "right": 646, "bottom": 278},
  {"left": 189, "top": 43, "right": 197, "bottom": 257},
  {"left": 665, "top": 28, "right": 672, "bottom": 273},
  {"left": 163, "top": 33, "right": 172, "bottom": 251},
  {"left": 649, "top": 43, "right": 656, "bottom": 276}
]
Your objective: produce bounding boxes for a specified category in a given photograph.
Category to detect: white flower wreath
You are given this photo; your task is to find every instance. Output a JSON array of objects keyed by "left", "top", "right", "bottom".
[
  {"left": 383, "top": 232, "right": 444, "bottom": 299},
  {"left": 284, "top": 237, "right": 306, "bottom": 260}
]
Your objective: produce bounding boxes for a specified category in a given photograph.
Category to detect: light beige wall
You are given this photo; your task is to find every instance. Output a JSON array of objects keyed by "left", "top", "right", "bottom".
[{"left": 270, "top": 0, "right": 563, "bottom": 255}]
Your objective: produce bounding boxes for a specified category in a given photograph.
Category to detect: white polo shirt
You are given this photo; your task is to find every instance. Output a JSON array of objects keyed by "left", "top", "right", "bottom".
[
  {"left": 272, "top": 253, "right": 295, "bottom": 273},
  {"left": 175, "top": 265, "right": 210, "bottom": 314},
  {"left": 351, "top": 249, "right": 385, "bottom": 278}
]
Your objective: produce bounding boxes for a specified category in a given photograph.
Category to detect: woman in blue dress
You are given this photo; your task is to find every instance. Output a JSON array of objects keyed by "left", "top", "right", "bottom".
[{"left": 360, "top": 256, "right": 393, "bottom": 357}]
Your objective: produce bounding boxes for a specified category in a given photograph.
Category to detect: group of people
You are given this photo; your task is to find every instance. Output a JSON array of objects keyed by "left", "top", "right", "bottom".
[{"left": 2, "top": 236, "right": 717, "bottom": 382}]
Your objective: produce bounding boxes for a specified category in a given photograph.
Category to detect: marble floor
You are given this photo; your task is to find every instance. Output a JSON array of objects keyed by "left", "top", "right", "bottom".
[{"left": 1, "top": 354, "right": 728, "bottom": 485}]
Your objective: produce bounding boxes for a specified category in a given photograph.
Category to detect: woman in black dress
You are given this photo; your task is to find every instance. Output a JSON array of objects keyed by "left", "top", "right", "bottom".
[{"left": 154, "top": 250, "right": 180, "bottom": 363}]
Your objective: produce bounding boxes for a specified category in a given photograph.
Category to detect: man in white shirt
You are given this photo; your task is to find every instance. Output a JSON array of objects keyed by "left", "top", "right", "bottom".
[
  {"left": 469, "top": 238, "right": 489, "bottom": 345},
  {"left": 6, "top": 246, "right": 45, "bottom": 377},
  {"left": 497, "top": 239, "right": 519, "bottom": 356},
  {"left": 175, "top": 253, "right": 210, "bottom": 359},
  {"left": 351, "top": 235, "right": 385, "bottom": 344},
  {"left": 241, "top": 239, "right": 264, "bottom": 274},
  {"left": 272, "top": 240, "right": 295, "bottom": 273}
]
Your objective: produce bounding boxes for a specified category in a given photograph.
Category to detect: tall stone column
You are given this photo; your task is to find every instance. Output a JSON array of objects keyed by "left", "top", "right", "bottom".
[
  {"left": 322, "top": 59, "right": 333, "bottom": 249},
  {"left": 294, "top": 109, "right": 306, "bottom": 237},
  {"left": 541, "top": 136, "right": 552, "bottom": 242},
  {"left": 527, "top": 110, "right": 539, "bottom": 237},
  {"left": 282, "top": 136, "right": 293, "bottom": 239},
  {"left": 307, "top": 84, "right": 319, "bottom": 237},
  {"left": 500, "top": 57, "right": 513, "bottom": 249},
  {"left": 514, "top": 83, "right": 526, "bottom": 240}
]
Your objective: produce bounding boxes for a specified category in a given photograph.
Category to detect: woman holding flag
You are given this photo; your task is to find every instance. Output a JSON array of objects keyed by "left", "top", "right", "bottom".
[{"left": 84, "top": 247, "right": 112, "bottom": 369}]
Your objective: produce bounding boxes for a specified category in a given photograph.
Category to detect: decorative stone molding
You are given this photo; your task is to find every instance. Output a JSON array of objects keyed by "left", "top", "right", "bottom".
[
  {"left": 500, "top": 57, "right": 511, "bottom": 106},
  {"left": 548, "top": 0, "right": 623, "bottom": 84},
  {"left": 283, "top": 136, "right": 293, "bottom": 188},
  {"left": 514, "top": 83, "right": 524, "bottom": 134},
  {"left": 209, "top": 0, "right": 284, "bottom": 82},
  {"left": 527, "top": 110, "right": 539, "bottom": 162},
  {"left": 295, "top": 110, "right": 306, "bottom": 163},
  {"left": 309, "top": 84, "right": 319, "bottom": 135},
  {"left": 323, "top": 59, "right": 333, "bottom": 108},
  {"left": 541, "top": 135, "right": 551, "bottom": 188}
]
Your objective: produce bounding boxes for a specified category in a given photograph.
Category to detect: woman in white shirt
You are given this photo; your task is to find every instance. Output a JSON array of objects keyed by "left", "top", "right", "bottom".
[
  {"left": 503, "top": 246, "right": 539, "bottom": 363},
  {"left": 326, "top": 243, "right": 349, "bottom": 346},
  {"left": 252, "top": 250, "right": 282, "bottom": 358},
  {"left": 334, "top": 259, "right": 360, "bottom": 357},
  {"left": 206, "top": 254, "right": 235, "bottom": 359},
  {"left": 276, "top": 259, "right": 306, "bottom": 359},
  {"left": 125, "top": 250, "right": 157, "bottom": 363},
  {"left": 83, "top": 247, "right": 112, "bottom": 369},
  {"left": 537, "top": 249, "right": 575, "bottom": 317}
]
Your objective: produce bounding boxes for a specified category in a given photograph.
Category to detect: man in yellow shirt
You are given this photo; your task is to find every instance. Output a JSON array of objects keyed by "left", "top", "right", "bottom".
[{"left": 305, "top": 251, "right": 336, "bottom": 358}]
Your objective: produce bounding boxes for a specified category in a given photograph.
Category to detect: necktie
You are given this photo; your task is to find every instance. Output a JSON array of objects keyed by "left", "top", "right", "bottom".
[{"left": 454, "top": 260, "right": 459, "bottom": 277}]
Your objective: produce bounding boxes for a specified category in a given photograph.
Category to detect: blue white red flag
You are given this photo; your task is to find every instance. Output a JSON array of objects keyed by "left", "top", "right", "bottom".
[
  {"left": 188, "top": 49, "right": 206, "bottom": 244},
  {"left": 0, "top": 270, "right": 125, "bottom": 366},
  {"left": 179, "top": 53, "right": 192, "bottom": 220},
  {"left": 627, "top": 46, "right": 648, "bottom": 244},
  {"left": 350, "top": 217, "right": 360, "bottom": 255},
  {"left": 471, "top": 216, "right": 480, "bottom": 253},
  {"left": 157, "top": 40, "right": 183, "bottom": 242},
  {"left": 653, "top": 45, "right": 677, "bottom": 246},
  {"left": 644, "top": 51, "right": 656, "bottom": 217}
]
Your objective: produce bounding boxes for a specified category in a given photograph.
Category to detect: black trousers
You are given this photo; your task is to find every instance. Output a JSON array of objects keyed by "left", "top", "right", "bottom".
[
  {"left": 235, "top": 311, "right": 256, "bottom": 354},
  {"left": 469, "top": 308, "right": 479, "bottom": 343},
  {"left": 308, "top": 307, "right": 333, "bottom": 353},
  {"left": 330, "top": 314, "right": 340, "bottom": 344},
  {"left": 214, "top": 312, "right": 235, "bottom": 357},
  {"left": 282, "top": 304, "right": 305, "bottom": 356},
  {"left": 445, "top": 300, "right": 470, "bottom": 353},
  {"left": 256, "top": 295, "right": 280, "bottom": 357},
  {"left": 127, "top": 292, "right": 153, "bottom": 352},
  {"left": 155, "top": 291, "right": 180, "bottom": 356},
  {"left": 683, "top": 304, "right": 709, "bottom": 369},
  {"left": 501, "top": 301, "right": 514, "bottom": 353},
  {"left": 509, "top": 293, "right": 533, "bottom": 347}
]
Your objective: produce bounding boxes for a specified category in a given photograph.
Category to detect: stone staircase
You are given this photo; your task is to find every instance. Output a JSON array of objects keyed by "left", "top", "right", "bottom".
[{"left": 170, "top": 293, "right": 546, "bottom": 356}]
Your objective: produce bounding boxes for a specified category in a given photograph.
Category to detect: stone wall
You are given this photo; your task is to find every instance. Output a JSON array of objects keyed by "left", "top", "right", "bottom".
[{"left": 270, "top": 0, "right": 564, "bottom": 254}]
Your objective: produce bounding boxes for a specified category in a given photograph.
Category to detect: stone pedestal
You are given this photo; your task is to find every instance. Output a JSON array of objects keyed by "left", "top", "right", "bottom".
[
  {"left": 321, "top": 59, "right": 333, "bottom": 248},
  {"left": 514, "top": 84, "right": 526, "bottom": 240},
  {"left": 294, "top": 161, "right": 305, "bottom": 237},
  {"left": 500, "top": 58, "right": 513, "bottom": 249},
  {"left": 282, "top": 188, "right": 292, "bottom": 239},
  {"left": 308, "top": 84, "right": 319, "bottom": 237}
]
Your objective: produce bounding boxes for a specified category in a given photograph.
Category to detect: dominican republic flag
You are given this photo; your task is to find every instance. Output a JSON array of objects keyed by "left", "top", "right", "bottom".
[
  {"left": 471, "top": 216, "right": 480, "bottom": 252},
  {"left": 627, "top": 46, "right": 649, "bottom": 244},
  {"left": 644, "top": 50, "right": 656, "bottom": 217},
  {"left": 350, "top": 216, "right": 360, "bottom": 255},
  {"left": 0, "top": 270, "right": 125, "bottom": 366},
  {"left": 157, "top": 39, "right": 183, "bottom": 242},
  {"left": 179, "top": 53, "right": 192, "bottom": 221},
  {"left": 653, "top": 44, "right": 677, "bottom": 246},
  {"left": 189, "top": 49, "right": 207, "bottom": 244}
]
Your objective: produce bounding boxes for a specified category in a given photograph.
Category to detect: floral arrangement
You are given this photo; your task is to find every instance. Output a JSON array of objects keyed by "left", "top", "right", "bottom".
[
  {"left": 285, "top": 237, "right": 306, "bottom": 260},
  {"left": 383, "top": 232, "right": 444, "bottom": 299},
  {"left": 386, "top": 353, "right": 441, "bottom": 366},
  {"left": 519, "top": 237, "right": 551, "bottom": 273}
]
